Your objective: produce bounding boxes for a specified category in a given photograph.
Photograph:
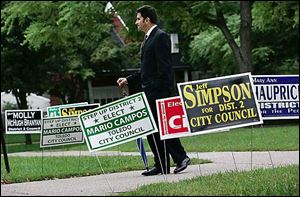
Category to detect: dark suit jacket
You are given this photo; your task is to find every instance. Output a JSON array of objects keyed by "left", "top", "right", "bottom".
[
  {"left": 127, "top": 27, "right": 173, "bottom": 96},
  {"left": 126, "top": 27, "right": 187, "bottom": 168}
]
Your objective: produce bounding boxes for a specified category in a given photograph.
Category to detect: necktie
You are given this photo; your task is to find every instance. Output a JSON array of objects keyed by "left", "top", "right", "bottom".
[{"left": 141, "top": 35, "right": 148, "bottom": 52}]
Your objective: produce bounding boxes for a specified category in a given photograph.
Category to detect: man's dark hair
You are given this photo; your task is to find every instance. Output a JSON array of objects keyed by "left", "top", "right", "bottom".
[{"left": 136, "top": 5, "right": 157, "bottom": 24}]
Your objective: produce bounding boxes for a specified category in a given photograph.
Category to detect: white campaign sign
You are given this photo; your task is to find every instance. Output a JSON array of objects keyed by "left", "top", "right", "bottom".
[
  {"left": 40, "top": 116, "right": 84, "bottom": 147},
  {"left": 79, "top": 92, "right": 157, "bottom": 152}
]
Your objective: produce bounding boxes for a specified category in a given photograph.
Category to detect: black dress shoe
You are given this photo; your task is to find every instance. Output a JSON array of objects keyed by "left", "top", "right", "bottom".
[
  {"left": 142, "top": 167, "right": 170, "bottom": 176},
  {"left": 174, "top": 157, "right": 191, "bottom": 174}
]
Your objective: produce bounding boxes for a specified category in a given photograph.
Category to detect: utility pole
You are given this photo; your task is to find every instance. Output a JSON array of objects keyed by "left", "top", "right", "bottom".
[{"left": 1, "top": 113, "right": 10, "bottom": 173}]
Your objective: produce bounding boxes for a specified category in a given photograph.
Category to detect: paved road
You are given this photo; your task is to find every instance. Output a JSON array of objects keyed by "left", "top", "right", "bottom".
[{"left": 1, "top": 151, "right": 299, "bottom": 196}]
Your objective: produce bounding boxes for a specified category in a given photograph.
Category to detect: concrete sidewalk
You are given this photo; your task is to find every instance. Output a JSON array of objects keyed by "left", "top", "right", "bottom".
[{"left": 1, "top": 151, "right": 299, "bottom": 196}]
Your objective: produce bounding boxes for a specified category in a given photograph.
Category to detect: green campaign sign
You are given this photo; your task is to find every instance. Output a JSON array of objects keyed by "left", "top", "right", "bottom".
[
  {"left": 47, "top": 102, "right": 88, "bottom": 117},
  {"left": 79, "top": 92, "right": 157, "bottom": 152},
  {"left": 59, "top": 104, "right": 100, "bottom": 116}
]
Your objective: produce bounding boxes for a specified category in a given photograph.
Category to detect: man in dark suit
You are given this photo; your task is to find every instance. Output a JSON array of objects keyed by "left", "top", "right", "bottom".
[{"left": 117, "top": 5, "right": 190, "bottom": 176}]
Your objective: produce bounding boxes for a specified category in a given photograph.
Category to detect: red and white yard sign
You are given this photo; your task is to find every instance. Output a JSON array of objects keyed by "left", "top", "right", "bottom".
[{"left": 156, "top": 96, "right": 190, "bottom": 140}]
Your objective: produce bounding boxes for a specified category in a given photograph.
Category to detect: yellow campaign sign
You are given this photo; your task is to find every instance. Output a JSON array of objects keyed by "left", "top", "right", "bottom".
[
  {"left": 177, "top": 72, "right": 263, "bottom": 135},
  {"left": 47, "top": 102, "right": 88, "bottom": 117},
  {"left": 59, "top": 104, "right": 100, "bottom": 116}
]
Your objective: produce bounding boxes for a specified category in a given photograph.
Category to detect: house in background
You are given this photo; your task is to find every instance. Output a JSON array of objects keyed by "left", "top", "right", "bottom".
[
  {"left": 51, "top": 3, "right": 191, "bottom": 106},
  {"left": 87, "top": 13, "right": 190, "bottom": 105},
  {"left": 1, "top": 92, "right": 50, "bottom": 112}
]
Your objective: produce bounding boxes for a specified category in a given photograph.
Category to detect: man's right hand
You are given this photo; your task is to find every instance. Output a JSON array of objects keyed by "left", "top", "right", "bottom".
[{"left": 116, "top": 78, "right": 128, "bottom": 87}]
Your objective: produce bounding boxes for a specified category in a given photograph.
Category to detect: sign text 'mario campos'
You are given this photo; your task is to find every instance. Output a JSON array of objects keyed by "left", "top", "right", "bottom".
[
  {"left": 41, "top": 116, "right": 83, "bottom": 147},
  {"left": 79, "top": 92, "right": 157, "bottom": 151}
]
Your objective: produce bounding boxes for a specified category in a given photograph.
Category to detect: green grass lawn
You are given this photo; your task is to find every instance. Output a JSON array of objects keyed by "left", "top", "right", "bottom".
[
  {"left": 118, "top": 165, "right": 299, "bottom": 196},
  {"left": 2, "top": 125, "right": 299, "bottom": 153},
  {"left": 1, "top": 124, "right": 299, "bottom": 196}
]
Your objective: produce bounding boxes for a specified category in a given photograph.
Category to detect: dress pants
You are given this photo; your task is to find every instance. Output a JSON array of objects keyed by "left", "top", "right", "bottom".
[{"left": 145, "top": 87, "right": 187, "bottom": 173}]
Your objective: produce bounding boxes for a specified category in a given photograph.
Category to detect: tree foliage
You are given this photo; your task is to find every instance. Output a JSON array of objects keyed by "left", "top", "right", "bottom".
[
  {"left": 2, "top": 1, "right": 120, "bottom": 103},
  {"left": 251, "top": 1, "right": 299, "bottom": 74},
  {"left": 116, "top": 1, "right": 299, "bottom": 77},
  {"left": 1, "top": 1, "right": 298, "bottom": 105}
]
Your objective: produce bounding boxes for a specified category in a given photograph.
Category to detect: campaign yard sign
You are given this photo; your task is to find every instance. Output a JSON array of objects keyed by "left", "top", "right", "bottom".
[
  {"left": 177, "top": 73, "right": 263, "bottom": 135},
  {"left": 58, "top": 104, "right": 100, "bottom": 117},
  {"left": 48, "top": 103, "right": 100, "bottom": 118},
  {"left": 252, "top": 75, "right": 299, "bottom": 119},
  {"left": 79, "top": 92, "right": 157, "bottom": 152},
  {"left": 41, "top": 116, "right": 84, "bottom": 147},
  {"left": 5, "top": 109, "right": 42, "bottom": 134},
  {"left": 42, "top": 103, "right": 99, "bottom": 147},
  {"left": 156, "top": 96, "right": 190, "bottom": 140},
  {"left": 47, "top": 102, "right": 88, "bottom": 117}
]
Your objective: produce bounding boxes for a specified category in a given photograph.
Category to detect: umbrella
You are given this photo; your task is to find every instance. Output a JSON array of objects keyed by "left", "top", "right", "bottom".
[{"left": 120, "top": 86, "right": 149, "bottom": 171}]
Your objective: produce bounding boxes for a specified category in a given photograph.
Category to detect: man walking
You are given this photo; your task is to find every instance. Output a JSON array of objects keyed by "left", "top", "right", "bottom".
[{"left": 117, "top": 5, "right": 190, "bottom": 176}]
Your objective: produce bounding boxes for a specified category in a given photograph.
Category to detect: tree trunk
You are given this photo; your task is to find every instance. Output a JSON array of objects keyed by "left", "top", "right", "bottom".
[
  {"left": 214, "top": 1, "right": 253, "bottom": 73},
  {"left": 68, "top": 74, "right": 86, "bottom": 104},
  {"left": 240, "top": 1, "right": 252, "bottom": 72},
  {"left": 13, "top": 89, "right": 32, "bottom": 145}
]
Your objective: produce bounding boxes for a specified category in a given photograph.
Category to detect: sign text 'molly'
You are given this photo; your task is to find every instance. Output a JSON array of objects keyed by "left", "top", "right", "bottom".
[{"left": 5, "top": 109, "right": 42, "bottom": 134}]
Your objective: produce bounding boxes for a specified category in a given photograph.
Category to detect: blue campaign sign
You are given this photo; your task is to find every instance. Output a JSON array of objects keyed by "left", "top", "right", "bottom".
[{"left": 252, "top": 75, "right": 299, "bottom": 119}]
